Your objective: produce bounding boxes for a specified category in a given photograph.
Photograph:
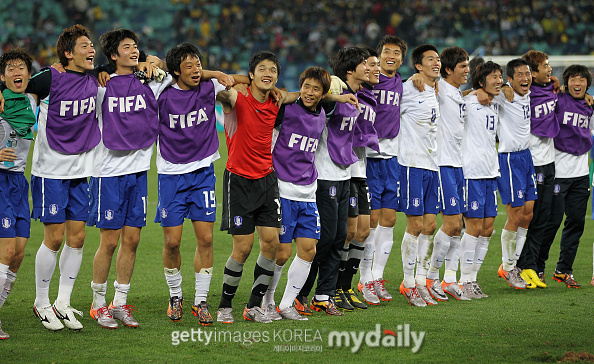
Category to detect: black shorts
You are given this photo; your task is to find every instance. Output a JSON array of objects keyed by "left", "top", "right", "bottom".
[
  {"left": 220, "top": 169, "right": 281, "bottom": 235},
  {"left": 348, "top": 177, "right": 371, "bottom": 217}
]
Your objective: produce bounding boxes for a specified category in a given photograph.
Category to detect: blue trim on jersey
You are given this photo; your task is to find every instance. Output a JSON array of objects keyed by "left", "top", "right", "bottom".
[
  {"left": 31, "top": 176, "right": 89, "bottom": 223},
  {"left": 279, "top": 198, "right": 320, "bottom": 243},
  {"left": 497, "top": 149, "right": 537, "bottom": 207},
  {"left": 464, "top": 178, "right": 498, "bottom": 218},
  {"left": 400, "top": 166, "right": 440, "bottom": 215},
  {"left": 366, "top": 157, "right": 400, "bottom": 211}
]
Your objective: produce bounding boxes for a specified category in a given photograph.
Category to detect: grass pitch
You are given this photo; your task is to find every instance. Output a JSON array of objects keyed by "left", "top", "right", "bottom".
[{"left": 1, "top": 133, "right": 593, "bottom": 363}]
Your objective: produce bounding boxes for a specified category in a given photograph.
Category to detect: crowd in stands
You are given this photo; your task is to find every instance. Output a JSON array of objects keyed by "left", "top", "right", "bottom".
[{"left": 1, "top": 0, "right": 593, "bottom": 88}]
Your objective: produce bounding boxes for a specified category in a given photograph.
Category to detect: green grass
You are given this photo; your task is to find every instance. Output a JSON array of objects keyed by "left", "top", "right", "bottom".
[{"left": 1, "top": 132, "right": 593, "bottom": 363}]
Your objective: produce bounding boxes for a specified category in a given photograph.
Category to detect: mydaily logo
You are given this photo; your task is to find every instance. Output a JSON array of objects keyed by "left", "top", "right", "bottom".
[{"left": 328, "top": 324, "right": 425, "bottom": 353}]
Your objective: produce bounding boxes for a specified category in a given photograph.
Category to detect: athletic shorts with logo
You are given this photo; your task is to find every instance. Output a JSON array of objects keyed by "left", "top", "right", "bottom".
[
  {"left": 279, "top": 198, "right": 320, "bottom": 243},
  {"left": 439, "top": 166, "right": 467, "bottom": 215},
  {"left": 220, "top": 169, "right": 281, "bottom": 235},
  {"left": 366, "top": 157, "right": 400, "bottom": 211},
  {"left": 88, "top": 171, "right": 148, "bottom": 229},
  {"left": 31, "top": 176, "right": 89, "bottom": 223},
  {"left": 0, "top": 171, "right": 30, "bottom": 238},
  {"left": 348, "top": 177, "right": 371, "bottom": 217},
  {"left": 497, "top": 149, "right": 537, "bottom": 208},
  {"left": 399, "top": 166, "right": 440, "bottom": 215},
  {"left": 464, "top": 178, "right": 498, "bottom": 218},
  {"left": 155, "top": 164, "right": 216, "bottom": 227}
]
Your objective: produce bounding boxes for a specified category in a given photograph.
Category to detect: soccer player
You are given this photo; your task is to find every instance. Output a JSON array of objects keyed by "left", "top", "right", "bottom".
[
  {"left": 517, "top": 50, "right": 558, "bottom": 286},
  {"left": 88, "top": 29, "right": 171, "bottom": 329},
  {"left": 0, "top": 48, "right": 38, "bottom": 339},
  {"left": 260, "top": 67, "right": 333, "bottom": 320},
  {"left": 336, "top": 47, "right": 380, "bottom": 311},
  {"left": 215, "top": 51, "right": 287, "bottom": 324},
  {"left": 25, "top": 24, "right": 100, "bottom": 331},
  {"left": 540, "top": 65, "right": 593, "bottom": 288},
  {"left": 156, "top": 43, "right": 231, "bottom": 325},
  {"left": 425, "top": 46, "right": 471, "bottom": 301},
  {"left": 397, "top": 44, "right": 441, "bottom": 307},
  {"left": 358, "top": 36, "right": 408, "bottom": 305},
  {"left": 459, "top": 61, "right": 503, "bottom": 298},
  {"left": 495, "top": 58, "right": 538, "bottom": 289},
  {"left": 296, "top": 47, "right": 368, "bottom": 316}
]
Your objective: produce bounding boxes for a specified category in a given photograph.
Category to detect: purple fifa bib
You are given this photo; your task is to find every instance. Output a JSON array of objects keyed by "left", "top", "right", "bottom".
[
  {"left": 273, "top": 102, "right": 326, "bottom": 185},
  {"left": 354, "top": 87, "right": 379, "bottom": 152},
  {"left": 553, "top": 92, "right": 593, "bottom": 156},
  {"left": 327, "top": 90, "right": 359, "bottom": 166},
  {"left": 371, "top": 73, "right": 402, "bottom": 139},
  {"left": 158, "top": 82, "right": 219, "bottom": 164},
  {"left": 102, "top": 74, "right": 159, "bottom": 150},
  {"left": 46, "top": 67, "right": 100, "bottom": 153},
  {"left": 529, "top": 83, "right": 559, "bottom": 138}
]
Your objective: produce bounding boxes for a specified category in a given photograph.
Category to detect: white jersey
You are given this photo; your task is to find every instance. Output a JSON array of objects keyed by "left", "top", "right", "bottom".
[
  {"left": 367, "top": 137, "right": 398, "bottom": 159},
  {"left": 462, "top": 94, "right": 500, "bottom": 179},
  {"left": 397, "top": 79, "right": 439, "bottom": 171},
  {"left": 156, "top": 80, "right": 225, "bottom": 175},
  {"left": 350, "top": 147, "right": 367, "bottom": 178},
  {"left": 278, "top": 180, "right": 317, "bottom": 202},
  {"left": 436, "top": 78, "right": 464, "bottom": 167},
  {"left": 94, "top": 73, "right": 173, "bottom": 177},
  {"left": 529, "top": 134, "right": 555, "bottom": 166},
  {"left": 32, "top": 96, "right": 95, "bottom": 179},
  {"left": 554, "top": 151, "right": 588, "bottom": 178},
  {"left": 314, "top": 124, "right": 350, "bottom": 181},
  {"left": 495, "top": 90, "right": 531, "bottom": 153},
  {"left": 0, "top": 94, "right": 35, "bottom": 173}
]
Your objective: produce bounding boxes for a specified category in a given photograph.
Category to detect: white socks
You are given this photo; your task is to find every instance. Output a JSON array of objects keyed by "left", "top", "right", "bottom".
[
  {"left": 0, "top": 270, "right": 16, "bottom": 309},
  {"left": 371, "top": 225, "right": 394, "bottom": 280},
  {"left": 165, "top": 268, "right": 183, "bottom": 297},
  {"left": 194, "top": 268, "right": 213, "bottom": 305},
  {"left": 443, "top": 236, "right": 461, "bottom": 283},
  {"left": 415, "top": 234, "right": 433, "bottom": 286},
  {"left": 91, "top": 281, "right": 107, "bottom": 308},
  {"left": 56, "top": 245, "right": 83, "bottom": 307},
  {"left": 515, "top": 227, "right": 528, "bottom": 265},
  {"left": 471, "top": 236, "right": 490, "bottom": 282},
  {"left": 460, "top": 234, "right": 478, "bottom": 283},
  {"left": 427, "top": 229, "right": 451, "bottom": 280},
  {"left": 279, "top": 256, "right": 312, "bottom": 310},
  {"left": 401, "top": 232, "right": 418, "bottom": 288},
  {"left": 35, "top": 243, "right": 58, "bottom": 307},
  {"left": 359, "top": 228, "right": 375, "bottom": 284},
  {"left": 501, "top": 229, "right": 517, "bottom": 271},
  {"left": 263, "top": 264, "right": 284, "bottom": 307},
  {"left": 113, "top": 280, "right": 130, "bottom": 307}
]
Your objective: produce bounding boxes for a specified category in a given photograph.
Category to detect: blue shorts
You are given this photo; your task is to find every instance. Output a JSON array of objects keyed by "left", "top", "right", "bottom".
[
  {"left": 88, "top": 172, "right": 148, "bottom": 229},
  {"left": 399, "top": 166, "right": 440, "bottom": 216},
  {"left": 155, "top": 165, "right": 216, "bottom": 227},
  {"left": 0, "top": 171, "right": 30, "bottom": 238},
  {"left": 497, "top": 149, "right": 537, "bottom": 207},
  {"left": 464, "top": 178, "right": 498, "bottom": 218},
  {"left": 279, "top": 198, "right": 320, "bottom": 243},
  {"left": 31, "top": 176, "right": 89, "bottom": 223},
  {"left": 439, "top": 166, "right": 467, "bottom": 215},
  {"left": 366, "top": 157, "right": 400, "bottom": 211}
]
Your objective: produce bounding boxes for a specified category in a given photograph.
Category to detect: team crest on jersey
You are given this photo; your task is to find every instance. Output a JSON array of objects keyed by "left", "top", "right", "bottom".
[
  {"left": 49, "top": 204, "right": 59, "bottom": 215},
  {"left": 553, "top": 184, "right": 561, "bottom": 195},
  {"left": 280, "top": 225, "right": 286, "bottom": 236},
  {"left": 234, "top": 216, "right": 243, "bottom": 227},
  {"left": 329, "top": 186, "right": 337, "bottom": 197},
  {"left": 536, "top": 173, "right": 544, "bottom": 184},
  {"left": 470, "top": 201, "right": 479, "bottom": 211},
  {"left": 161, "top": 208, "right": 168, "bottom": 219},
  {"left": 1, "top": 217, "right": 11, "bottom": 229},
  {"left": 517, "top": 190, "right": 524, "bottom": 199},
  {"left": 412, "top": 198, "right": 420, "bottom": 208},
  {"left": 105, "top": 209, "right": 114, "bottom": 221},
  {"left": 450, "top": 197, "right": 457, "bottom": 207},
  {"left": 350, "top": 197, "right": 357, "bottom": 207}
]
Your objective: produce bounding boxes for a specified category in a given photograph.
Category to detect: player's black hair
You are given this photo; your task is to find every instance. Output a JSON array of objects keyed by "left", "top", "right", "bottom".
[
  {"left": 57, "top": 24, "right": 92, "bottom": 67},
  {"left": 472, "top": 61, "right": 503, "bottom": 90},
  {"left": 506, "top": 58, "right": 530, "bottom": 79},
  {"left": 412, "top": 44, "right": 439, "bottom": 73},
  {"left": 0, "top": 47, "right": 33, "bottom": 75},
  {"left": 299, "top": 66, "right": 332, "bottom": 95},
  {"left": 248, "top": 51, "right": 280, "bottom": 81},
  {"left": 376, "top": 35, "right": 408, "bottom": 59},
  {"left": 166, "top": 42, "right": 203, "bottom": 80},
  {"left": 563, "top": 64, "right": 592, "bottom": 90},
  {"left": 440, "top": 46, "right": 468, "bottom": 79},
  {"left": 100, "top": 28, "right": 139, "bottom": 70},
  {"left": 363, "top": 46, "right": 379, "bottom": 59},
  {"left": 329, "top": 47, "right": 368, "bottom": 82}
]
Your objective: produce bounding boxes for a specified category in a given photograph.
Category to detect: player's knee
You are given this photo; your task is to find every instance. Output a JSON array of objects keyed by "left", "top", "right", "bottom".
[
  {"left": 481, "top": 225, "right": 494, "bottom": 237},
  {"left": 346, "top": 231, "right": 355, "bottom": 242},
  {"left": 354, "top": 227, "right": 370, "bottom": 242},
  {"left": 68, "top": 230, "right": 86, "bottom": 248},
  {"left": 299, "top": 244, "right": 316, "bottom": 262}
]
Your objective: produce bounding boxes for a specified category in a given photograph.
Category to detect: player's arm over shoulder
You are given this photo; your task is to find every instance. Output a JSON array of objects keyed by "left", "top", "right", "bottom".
[{"left": 216, "top": 88, "right": 238, "bottom": 113}]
